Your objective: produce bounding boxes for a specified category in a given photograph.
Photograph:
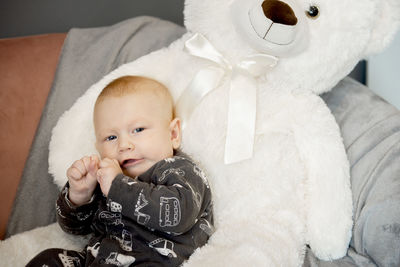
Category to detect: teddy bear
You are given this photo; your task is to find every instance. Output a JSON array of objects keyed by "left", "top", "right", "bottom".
[{"left": 42, "top": 0, "right": 399, "bottom": 266}]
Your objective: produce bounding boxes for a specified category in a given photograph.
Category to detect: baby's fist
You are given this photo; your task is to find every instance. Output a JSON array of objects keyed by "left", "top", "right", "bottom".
[
  {"left": 66, "top": 155, "right": 99, "bottom": 205},
  {"left": 97, "top": 158, "right": 122, "bottom": 196}
]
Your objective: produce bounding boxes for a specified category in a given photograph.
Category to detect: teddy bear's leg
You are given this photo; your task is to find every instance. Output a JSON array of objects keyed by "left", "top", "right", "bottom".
[{"left": 184, "top": 219, "right": 306, "bottom": 267}]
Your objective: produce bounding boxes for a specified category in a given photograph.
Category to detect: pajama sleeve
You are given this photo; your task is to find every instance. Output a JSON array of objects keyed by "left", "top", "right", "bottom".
[
  {"left": 107, "top": 157, "right": 212, "bottom": 234},
  {"left": 56, "top": 183, "right": 101, "bottom": 235}
]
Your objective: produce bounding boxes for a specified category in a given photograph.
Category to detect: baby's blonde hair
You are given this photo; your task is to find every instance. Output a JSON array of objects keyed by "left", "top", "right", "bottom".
[{"left": 94, "top": 75, "right": 175, "bottom": 120}]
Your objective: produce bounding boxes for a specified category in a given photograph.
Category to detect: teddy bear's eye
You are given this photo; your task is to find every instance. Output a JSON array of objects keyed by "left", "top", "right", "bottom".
[{"left": 306, "top": 5, "right": 319, "bottom": 19}]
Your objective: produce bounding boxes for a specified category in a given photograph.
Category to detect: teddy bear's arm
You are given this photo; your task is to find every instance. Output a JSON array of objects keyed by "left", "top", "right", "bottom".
[{"left": 292, "top": 93, "right": 353, "bottom": 260}]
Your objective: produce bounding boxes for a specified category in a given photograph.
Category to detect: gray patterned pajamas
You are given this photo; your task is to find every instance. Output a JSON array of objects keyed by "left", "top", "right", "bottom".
[{"left": 27, "top": 154, "right": 214, "bottom": 267}]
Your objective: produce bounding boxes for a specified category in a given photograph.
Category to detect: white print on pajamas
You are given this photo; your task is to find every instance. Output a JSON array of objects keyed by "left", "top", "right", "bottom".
[
  {"left": 58, "top": 251, "right": 80, "bottom": 267},
  {"left": 184, "top": 181, "right": 202, "bottom": 209},
  {"left": 112, "top": 229, "right": 133, "bottom": 252},
  {"left": 193, "top": 165, "right": 210, "bottom": 188},
  {"left": 108, "top": 200, "right": 122, "bottom": 213},
  {"left": 75, "top": 211, "right": 92, "bottom": 221},
  {"left": 104, "top": 252, "right": 136, "bottom": 266},
  {"left": 148, "top": 238, "right": 177, "bottom": 258},
  {"left": 87, "top": 242, "right": 100, "bottom": 258},
  {"left": 122, "top": 176, "right": 137, "bottom": 186},
  {"left": 158, "top": 168, "right": 185, "bottom": 183},
  {"left": 164, "top": 157, "right": 176, "bottom": 163},
  {"left": 159, "top": 197, "right": 181, "bottom": 227},
  {"left": 134, "top": 189, "right": 151, "bottom": 225},
  {"left": 56, "top": 203, "right": 66, "bottom": 219},
  {"left": 99, "top": 211, "right": 124, "bottom": 227},
  {"left": 199, "top": 219, "right": 214, "bottom": 236},
  {"left": 165, "top": 156, "right": 186, "bottom": 163}
]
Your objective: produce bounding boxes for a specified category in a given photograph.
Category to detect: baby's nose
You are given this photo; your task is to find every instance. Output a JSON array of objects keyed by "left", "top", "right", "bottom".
[{"left": 119, "top": 138, "right": 135, "bottom": 152}]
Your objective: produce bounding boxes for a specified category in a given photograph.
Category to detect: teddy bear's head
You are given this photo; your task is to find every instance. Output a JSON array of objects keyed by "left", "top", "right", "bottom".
[{"left": 184, "top": 0, "right": 400, "bottom": 94}]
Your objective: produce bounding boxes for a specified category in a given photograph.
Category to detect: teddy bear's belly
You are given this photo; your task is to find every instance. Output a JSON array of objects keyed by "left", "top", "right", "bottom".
[
  {"left": 182, "top": 87, "right": 307, "bottom": 244},
  {"left": 213, "top": 132, "right": 306, "bottom": 223}
]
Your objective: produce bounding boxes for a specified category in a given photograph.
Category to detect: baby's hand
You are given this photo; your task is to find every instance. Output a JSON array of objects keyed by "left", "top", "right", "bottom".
[
  {"left": 66, "top": 155, "right": 99, "bottom": 206},
  {"left": 97, "top": 158, "right": 122, "bottom": 197}
]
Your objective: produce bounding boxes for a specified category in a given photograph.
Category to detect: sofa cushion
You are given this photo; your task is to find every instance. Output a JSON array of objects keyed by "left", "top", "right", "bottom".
[{"left": 0, "top": 33, "right": 66, "bottom": 239}]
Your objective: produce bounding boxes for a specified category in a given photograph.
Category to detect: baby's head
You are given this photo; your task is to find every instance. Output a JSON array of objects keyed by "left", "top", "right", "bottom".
[{"left": 94, "top": 75, "right": 181, "bottom": 177}]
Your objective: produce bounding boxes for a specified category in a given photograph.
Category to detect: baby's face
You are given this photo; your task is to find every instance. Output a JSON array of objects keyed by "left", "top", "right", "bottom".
[{"left": 94, "top": 91, "right": 180, "bottom": 177}]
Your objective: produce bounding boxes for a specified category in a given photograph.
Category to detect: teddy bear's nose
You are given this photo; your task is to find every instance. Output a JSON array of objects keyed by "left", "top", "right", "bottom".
[
  {"left": 261, "top": 0, "right": 297, "bottom": 26},
  {"left": 245, "top": 0, "right": 300, "bottom": 46}
]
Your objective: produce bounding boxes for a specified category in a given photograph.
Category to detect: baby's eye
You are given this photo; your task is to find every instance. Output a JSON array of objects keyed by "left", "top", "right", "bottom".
[
  {"left": 106, "top": 135, "right": 117, "bottom": 141},
  {"left": 133, "top": 128, "right": 145, "bottom": 133}
]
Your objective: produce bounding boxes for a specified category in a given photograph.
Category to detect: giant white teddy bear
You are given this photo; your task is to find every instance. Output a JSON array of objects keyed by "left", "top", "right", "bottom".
[{"left": 3, "top": 0, "right": 400, "bottom": 266}]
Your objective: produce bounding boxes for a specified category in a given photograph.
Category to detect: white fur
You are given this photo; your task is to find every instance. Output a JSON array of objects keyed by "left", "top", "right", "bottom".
[
  {"left": 0, "top": 223, "right": 90, "bottom": 266},
  {"left": 2, "top": 0, "right": 399, "bottom": 266}
]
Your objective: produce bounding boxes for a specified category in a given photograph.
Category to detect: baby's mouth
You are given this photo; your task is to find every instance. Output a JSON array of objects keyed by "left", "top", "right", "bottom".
[{"left": 121, "top": 159, "right": 141, "bottom": 168}]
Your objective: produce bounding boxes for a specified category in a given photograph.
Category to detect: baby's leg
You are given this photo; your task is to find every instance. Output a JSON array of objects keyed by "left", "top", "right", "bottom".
[{"left": 26, "top": 248, "right": 86, "bottom": 267}]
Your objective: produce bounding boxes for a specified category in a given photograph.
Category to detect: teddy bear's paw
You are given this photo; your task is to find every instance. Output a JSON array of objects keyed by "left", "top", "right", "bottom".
[
  {"left": 308, "top": 229, "right": 351, "bottom": 261},
  {"left": 185, "top": 224, "right": 306, "bottom": 266}
]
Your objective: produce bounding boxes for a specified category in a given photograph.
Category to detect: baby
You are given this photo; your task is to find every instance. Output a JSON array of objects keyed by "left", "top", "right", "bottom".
[{"left": 27, "top": 76, "right": 214, "bottom": 266}]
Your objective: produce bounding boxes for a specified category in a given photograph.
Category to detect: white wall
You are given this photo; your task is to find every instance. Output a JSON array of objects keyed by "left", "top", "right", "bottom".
[{"left": 367, "top": 31, "right": 400, "bottom": 110}]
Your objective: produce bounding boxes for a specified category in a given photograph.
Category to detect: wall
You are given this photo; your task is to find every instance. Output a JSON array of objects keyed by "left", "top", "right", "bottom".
[
  {"left": 0, "top": 0, "right": 185, "bottom": 38},
  {"left": 367, "top": 31, "right": 400, "bottom": 110}
]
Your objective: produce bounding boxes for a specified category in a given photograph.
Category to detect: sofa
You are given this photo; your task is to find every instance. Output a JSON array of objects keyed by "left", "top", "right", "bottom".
[{"left": 0, "top": 16, "right": 399, "bottom": 266}]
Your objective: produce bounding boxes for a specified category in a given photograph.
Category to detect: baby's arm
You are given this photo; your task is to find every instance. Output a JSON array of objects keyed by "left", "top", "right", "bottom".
[
  {"left": 107, "top": 157, "right": 212, "bottom": 234},
  {"left": 56, "top": 156, "right": 101, "bottom": 234},
  {"left": 56, "top": 184, "right": 102, "bottom": 235},
  {"left": 56, "top": 155, "right": 102, "bottom": 235}
]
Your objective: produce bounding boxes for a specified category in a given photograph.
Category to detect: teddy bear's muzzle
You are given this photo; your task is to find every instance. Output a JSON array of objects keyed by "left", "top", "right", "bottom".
[{"left": 249, "top": 0, "right": 298, "bottom": 45}]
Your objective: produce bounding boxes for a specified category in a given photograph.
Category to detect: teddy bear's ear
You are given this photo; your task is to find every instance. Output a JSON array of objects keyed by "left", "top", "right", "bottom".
[{"left": 364, "top": 0, "right": 400, "bottom": 56}]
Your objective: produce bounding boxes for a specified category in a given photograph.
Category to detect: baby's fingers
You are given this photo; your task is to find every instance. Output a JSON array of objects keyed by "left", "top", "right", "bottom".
[
  {"left": 99, "top": 158, "right": 111, "bottom": 168},
  {"left": 67, "top": 160, "right": 87, "bottom": 179},
  {"left": 99, "top": 158, "right": 120, "bottom": 168},
  {"left": 67, "top": 166, "right": 83, "bottom": 180},
  {"left": 73, "top": 159, "right": 87, "bottom": 173},
  {"left": 88, "top": 155, "right": 100, "bottom": 173},
  {"left": 82, "top": 156, "right": 93, "bottom": 171}
]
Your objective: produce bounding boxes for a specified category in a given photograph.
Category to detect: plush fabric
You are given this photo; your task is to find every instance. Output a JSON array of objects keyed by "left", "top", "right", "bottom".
[
  {"left": 2, "top": 16, "right": 399, "bottom": 267},
  {"left": 5, "top": 16, "right": 186, "bottom": 239},
  {"left": 0, "top": 33, "right": 66, "bottom": 240}
]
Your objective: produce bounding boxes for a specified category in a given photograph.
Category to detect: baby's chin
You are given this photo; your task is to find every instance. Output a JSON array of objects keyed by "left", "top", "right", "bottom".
[
  {"left": 121, "top": 158, "right": 161, "bottom": 178},
  {"left": 122, "top": 166, "right": 148, "bottom": 178}
]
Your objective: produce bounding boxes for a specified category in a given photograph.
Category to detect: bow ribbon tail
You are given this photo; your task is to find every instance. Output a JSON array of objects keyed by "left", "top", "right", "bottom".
[
  {"left": 176, "top": 67, "right": 225, "bottom": 130},
  {"left": 184, "top": 33, "right": 228, "bottom": 67},
  {"left": 224, "top": 71, "right": 257, "bottom": 164}
]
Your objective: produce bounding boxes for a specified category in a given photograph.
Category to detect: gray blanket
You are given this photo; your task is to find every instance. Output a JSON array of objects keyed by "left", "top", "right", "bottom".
[{"left": 6, "top": 16, "right": 400, "bottom": 266}]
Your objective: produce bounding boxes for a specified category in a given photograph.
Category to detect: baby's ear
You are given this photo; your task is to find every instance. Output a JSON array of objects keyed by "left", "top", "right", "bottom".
[
  {"left": 170, "top": 118, "right": 182, "bottom": 149},
  {"left": 364, "top": 0, "right": 400, "bottom": 56}
]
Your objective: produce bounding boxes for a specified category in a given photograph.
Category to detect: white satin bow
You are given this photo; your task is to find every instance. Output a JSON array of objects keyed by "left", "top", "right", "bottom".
[{"left": 176, "top": 33, "right": 278, "bottom": 164}]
